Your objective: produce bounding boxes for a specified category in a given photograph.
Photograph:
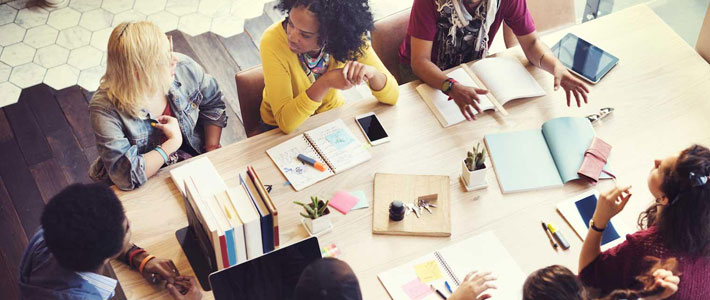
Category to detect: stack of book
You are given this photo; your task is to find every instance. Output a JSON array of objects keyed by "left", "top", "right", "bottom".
[{"left": 170, "top": 157, "right": 279, "bottom": 271}]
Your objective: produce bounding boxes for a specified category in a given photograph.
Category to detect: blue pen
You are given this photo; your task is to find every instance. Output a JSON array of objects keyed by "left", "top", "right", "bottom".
[{"left": 444, "top": 281, "right": 453, "bottom": 294}]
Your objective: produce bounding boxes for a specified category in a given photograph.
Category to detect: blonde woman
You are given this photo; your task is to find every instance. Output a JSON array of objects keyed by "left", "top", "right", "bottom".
[{"left": 89, "top": 21, "right": 227, "bottom": 191}]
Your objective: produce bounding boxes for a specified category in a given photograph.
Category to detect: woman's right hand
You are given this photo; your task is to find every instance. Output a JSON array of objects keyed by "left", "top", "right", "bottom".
[
  {"left": 153, "top": 115, "right": 182, "bottom": 152},
  {"left": 592, "top": 185, "right": 632, "bottom": 228},
  {"left": 448, "top": 83, "right": 488, "bottom": 121},
  {"left": 326, "top": 68, "right": 355, "bottom": 90},
  {"left": 449, "top": 271, "right": 497, "bottom": 300}
]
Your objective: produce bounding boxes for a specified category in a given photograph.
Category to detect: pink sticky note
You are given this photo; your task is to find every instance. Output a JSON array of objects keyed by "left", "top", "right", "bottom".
[
  {"left": 328, "top": 190, "right": 359, "bottom": 214},
  {"left": 402, "top": 278, "right": 433, "bottom": 300}
]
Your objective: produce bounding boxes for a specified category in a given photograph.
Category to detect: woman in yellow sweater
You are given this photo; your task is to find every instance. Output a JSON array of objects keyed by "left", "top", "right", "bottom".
[{"left": 260, "top": 0, "right": 399, "bottom": 134}]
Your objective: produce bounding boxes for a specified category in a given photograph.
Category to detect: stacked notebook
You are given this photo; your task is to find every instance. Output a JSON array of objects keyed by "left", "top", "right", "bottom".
[
  {"left": 267, "top": 119, "right": 371, "bottom": 191},
  {"left": 170, "top": 157, "right": 279, "bottom": 271}
]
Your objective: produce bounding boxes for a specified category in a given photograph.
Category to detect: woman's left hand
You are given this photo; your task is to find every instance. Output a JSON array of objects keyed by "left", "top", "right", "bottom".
[
  {"left": 553, "top": 63, "right": 590, "bottom": 107},
  {"left": 342, "top": 61, "right": 377, "bottom": 85},
  {"left": 142, "top": 257, "right": 180, "bottom": 285}
]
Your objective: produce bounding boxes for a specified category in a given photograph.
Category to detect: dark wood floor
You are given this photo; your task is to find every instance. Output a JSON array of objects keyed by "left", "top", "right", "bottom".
[{"left": 0, "top": 5, "right": 284, "bottom": 299}]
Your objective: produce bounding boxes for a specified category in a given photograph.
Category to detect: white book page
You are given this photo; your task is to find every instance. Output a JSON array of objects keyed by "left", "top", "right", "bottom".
[
  {"left": 470, "top": 57, "right": 546, "bottom": 104},
  {"left": 305, "top": 119, "right": 371, "bottom": 173},
  {"left": 266, "top": 135, "right": 334, "bottom": 191},
  {"left": 378, "top": 252, "right": 455, "bottom": 300},
  {"left": 416, "top": 67, "right": 495, "bottom": 127}
]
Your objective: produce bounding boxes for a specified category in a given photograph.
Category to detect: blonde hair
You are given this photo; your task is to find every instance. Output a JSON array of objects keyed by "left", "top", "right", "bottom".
[{"left": 100, "top": 21, "right": 172, "bottom": 118}]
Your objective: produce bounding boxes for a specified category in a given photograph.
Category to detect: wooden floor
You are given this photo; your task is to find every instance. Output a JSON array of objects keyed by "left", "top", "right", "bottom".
[{"left": 0, "top": 7, "right": 284, "bottom": 300}]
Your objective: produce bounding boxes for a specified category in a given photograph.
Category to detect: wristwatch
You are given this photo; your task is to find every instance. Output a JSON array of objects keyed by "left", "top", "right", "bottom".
[
  {"left": 589, "top": 219, "right": 606, "bottom": 232},
  {"left": 441, "top": 78, "right": 457, "bottom": 95}
]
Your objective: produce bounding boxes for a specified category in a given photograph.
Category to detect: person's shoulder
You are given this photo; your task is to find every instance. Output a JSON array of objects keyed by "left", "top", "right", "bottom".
[
  {"left": 260, "top": 21, "right": 288, "bottom": 51},
  {"left": 625, "top": 226, "right": 661, "bottom": 245},
  {"left": 88, "top": 88, "right": 114, "bottom": 112}
]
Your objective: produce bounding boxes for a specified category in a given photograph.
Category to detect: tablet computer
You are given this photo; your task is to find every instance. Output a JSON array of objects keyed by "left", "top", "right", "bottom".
[
  {"left": 551, "top": 33, "right": 619, "bottom": 84},
  {"left": 209, "top": 236, "right": 322, "bottom": 300},
  {"left": 556, "top": 190, "right": 631, "bottom": 251}
]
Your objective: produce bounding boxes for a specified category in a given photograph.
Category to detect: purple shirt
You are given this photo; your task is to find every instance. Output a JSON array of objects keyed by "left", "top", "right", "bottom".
[{"left": 399, "top": 0, "right": 536, "bottom": 65}]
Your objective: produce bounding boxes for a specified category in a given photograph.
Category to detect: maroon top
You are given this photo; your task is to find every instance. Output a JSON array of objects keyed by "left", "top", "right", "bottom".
[
  {"left": 399, "top": 0, "right": 536, "bottom": 65},
  {"left": 579, "top": 226, "right": 710, "bottom": 299}
]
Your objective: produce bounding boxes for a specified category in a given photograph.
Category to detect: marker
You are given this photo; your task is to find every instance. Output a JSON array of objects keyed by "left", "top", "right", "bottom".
[
  {"left": 542, "top": 221, "right": 559, "bottom": 250},
  {"left": 430, "top": 285, "right": 446, "bottom": 299},
  {"left": 297, "top": 154, "right": 326, "bottom": 172},
  {"left": 444, "top": 281, "right": 453, "bottom": 294},
  {"left": 547, "top": 222, "right": 570, "bottom": 250}
]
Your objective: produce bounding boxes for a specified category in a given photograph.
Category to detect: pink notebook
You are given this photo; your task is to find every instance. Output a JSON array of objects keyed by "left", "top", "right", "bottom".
[{"left": 328, "top": 191, "right": 359, "bottom": 214}]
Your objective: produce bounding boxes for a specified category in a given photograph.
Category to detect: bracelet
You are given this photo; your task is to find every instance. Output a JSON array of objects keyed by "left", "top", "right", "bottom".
[
  {"left": 154, "top": 145, "right": 169, "bottom": 164},
  {"left": 128, "top": 248, "right": 146, "bottom": 268},
  {"left": 138, "top": 255, "right": 156, "bottom": 274},
  {"left": 121, "top": 244, "right": 138, "bottom": 264}
]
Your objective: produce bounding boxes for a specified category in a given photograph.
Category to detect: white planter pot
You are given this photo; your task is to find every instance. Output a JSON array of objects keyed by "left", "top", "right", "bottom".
[
  {"left": 461, "top": 161, "right": 488, "bottom": 190},
  {"left": 303, "top": 213, "right": 332, "bottom": 235}
]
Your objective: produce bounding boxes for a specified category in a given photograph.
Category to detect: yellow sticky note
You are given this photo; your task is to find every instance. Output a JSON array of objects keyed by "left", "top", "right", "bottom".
[{"left": 414, "top": 260, "right": 443, "bottom": 283}]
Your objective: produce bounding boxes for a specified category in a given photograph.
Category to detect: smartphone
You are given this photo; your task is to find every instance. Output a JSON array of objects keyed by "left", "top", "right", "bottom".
[
  {"left": 355, "top": 112, "right": 390, "bottom": 146},
  {"left": 551, "top": 33, "right": 619, "bottom": 84}
]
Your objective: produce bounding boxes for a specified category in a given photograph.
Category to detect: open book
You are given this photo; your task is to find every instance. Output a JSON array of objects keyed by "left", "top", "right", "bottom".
[
  {"left": 378, "top": 231, "right": 525, "bottom": 300},
  {"left": 484, "top": 117, "right": 613, "bottom": 193},
  {"left": 417, "top": 56, "right": 546, "bottom": 127},
  {"left": 267, "top": 119, "right": 371, "bottom": 191}
]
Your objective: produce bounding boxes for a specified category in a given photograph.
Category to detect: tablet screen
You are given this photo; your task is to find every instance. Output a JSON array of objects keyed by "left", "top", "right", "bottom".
[
  {"left": 575, "top": 194, "right": 621, "bottom": 245},
  {"left": 552, "top": 33, "right": 619, "bottom": 83}
]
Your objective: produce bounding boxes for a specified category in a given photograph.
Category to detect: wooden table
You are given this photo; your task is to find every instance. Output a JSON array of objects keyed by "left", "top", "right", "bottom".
[{"left": 112, "top": 5, "right": 710, "bottom": 299}]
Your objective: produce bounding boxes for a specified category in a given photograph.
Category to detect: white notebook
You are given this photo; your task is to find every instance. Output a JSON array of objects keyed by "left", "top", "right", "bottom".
[
  {"left": 266, "top": 119, "right": 371, "bottom": 191},
  {"left": 378, "top": 231, "right": 526, "bottom": 300},
  {"left": 417, "top": 56, "right": 546, "bottom": 127}
]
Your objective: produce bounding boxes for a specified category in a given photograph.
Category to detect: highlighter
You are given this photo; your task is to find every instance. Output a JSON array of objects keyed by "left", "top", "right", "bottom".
[
  {"left": 297, "top": 154, "right": 326, "bottom": 172},
  {"left": 547, "top": 223, "right": 570, "bottom": 250}
]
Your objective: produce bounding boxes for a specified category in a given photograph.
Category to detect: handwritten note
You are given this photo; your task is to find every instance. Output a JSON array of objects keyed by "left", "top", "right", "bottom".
[
  {"left": 325, "top": 128, "right": 354, "bottom": 150},
  {"left": 402, "top": 278, "right": 433, "bottom": 300},
  {"left": 265, "top": 135, "right": 333, "bottom": 191},
  {"left": 414, "top": 260, "right": 443, "bottom": 283}
]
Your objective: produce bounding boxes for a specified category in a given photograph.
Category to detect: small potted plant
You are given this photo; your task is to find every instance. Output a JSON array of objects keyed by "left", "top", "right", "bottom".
[
  {"left": 461, "top": 142, "right": 488, "bottom": 190},
  {"left": 294, "top": 196, "right": 332, "bottom": 235}
]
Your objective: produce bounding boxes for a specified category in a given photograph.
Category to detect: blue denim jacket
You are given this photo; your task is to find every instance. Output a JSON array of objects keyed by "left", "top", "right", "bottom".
[{"left": 89, "top": 53, "right": 228, "bottom": 191}]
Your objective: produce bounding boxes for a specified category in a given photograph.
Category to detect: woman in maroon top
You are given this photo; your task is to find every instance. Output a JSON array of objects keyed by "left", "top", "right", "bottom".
[{"left": 579, "top": 144, "right": 710, "bottom": 299}]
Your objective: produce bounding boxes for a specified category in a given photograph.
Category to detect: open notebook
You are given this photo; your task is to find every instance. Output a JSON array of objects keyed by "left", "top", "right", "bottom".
[
  {"left": 378, "top": 231, "right": 525, "bottom": 300},
  {"left": 266, "top": 119, "right": 371, "bottom": 191},
  {"left": 484, "top": 117, "right": 613, "bottom": 193},
  {"left": 417, "top": 56, "right": 546, "bottom": 127}
]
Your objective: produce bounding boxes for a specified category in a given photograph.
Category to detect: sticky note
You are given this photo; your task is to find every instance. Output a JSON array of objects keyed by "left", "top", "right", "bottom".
[
  {"left": 350, "top": 190, "right": 369, "bottom": 210},
  {"left": 328, "top": 190, "right": 359, "bottom": 214},
  {"left": 414, "top": 260, "right": 443, "bottom": 283},
  {"left": 402, "top": 278, "right": 433, "bottom": 300}
]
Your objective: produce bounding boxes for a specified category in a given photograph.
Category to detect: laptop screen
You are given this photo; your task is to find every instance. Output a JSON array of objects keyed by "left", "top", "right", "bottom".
[{"left": 209, "top": 236, "right": 322, "bottom": 300}]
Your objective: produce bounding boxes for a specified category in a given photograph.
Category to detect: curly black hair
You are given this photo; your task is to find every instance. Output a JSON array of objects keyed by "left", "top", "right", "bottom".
[
  {"left": 41, "top": 183, "right": 126, "bottom": 272},
  {"left": 276, "top": 0, "right": 374, "bottom": 62}
]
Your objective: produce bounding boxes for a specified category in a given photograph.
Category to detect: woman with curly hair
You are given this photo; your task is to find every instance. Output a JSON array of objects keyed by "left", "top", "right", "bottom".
[
  {"left": 259, "top": 0, "right": 399, "bottom": 134},
  {"left": 579, "top": 144, "right": 710, "bottom": 299}
]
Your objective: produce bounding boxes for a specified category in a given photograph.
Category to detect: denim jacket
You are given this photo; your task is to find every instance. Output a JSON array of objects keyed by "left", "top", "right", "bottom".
[{"left": 89, "top": 53, "right": 228, "bottom": 191}]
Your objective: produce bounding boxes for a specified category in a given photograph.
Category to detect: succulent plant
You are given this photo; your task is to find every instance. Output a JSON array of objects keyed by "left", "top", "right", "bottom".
[
  {"left": 293, "top": 196, "right": 330, "bottom": 219},
  {"left": 465, "top": 142, "right": 487, "bottom": 171}
]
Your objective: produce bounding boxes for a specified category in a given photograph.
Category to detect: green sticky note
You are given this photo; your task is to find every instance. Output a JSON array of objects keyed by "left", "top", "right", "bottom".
[{"left": 350, "top": 190, "right": 369, "bottom": 210}]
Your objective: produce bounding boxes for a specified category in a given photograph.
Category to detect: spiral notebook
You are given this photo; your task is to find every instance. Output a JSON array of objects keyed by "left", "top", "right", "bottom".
[
  {"left": 266, "top": 119, "right": 371, "bottom": 191},
  {"left": 378, "top": 231, "right": 525, "bottom": 300}
]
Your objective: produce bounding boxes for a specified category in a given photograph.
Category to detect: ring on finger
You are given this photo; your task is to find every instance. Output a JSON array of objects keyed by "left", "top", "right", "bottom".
[{"left": 151, "top": 273, "right": 158, "bottom": 284}]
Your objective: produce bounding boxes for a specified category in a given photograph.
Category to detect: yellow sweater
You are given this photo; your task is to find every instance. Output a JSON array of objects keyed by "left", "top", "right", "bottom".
[{"left": 259, "top": 22, "right": 399, "bottom": 133}]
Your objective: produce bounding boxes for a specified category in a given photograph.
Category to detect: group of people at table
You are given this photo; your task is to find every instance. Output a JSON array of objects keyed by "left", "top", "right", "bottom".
[{"left": 16, "top": 0, "right": 709, "bottom": 299}]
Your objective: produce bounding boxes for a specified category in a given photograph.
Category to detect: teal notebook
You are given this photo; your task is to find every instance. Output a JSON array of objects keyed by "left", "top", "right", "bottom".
[{"left": 484, "top": 117, "right": 612, "bottom": 193}]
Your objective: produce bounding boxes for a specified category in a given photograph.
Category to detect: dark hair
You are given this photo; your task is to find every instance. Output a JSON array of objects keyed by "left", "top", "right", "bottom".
[
  {"left": 276, "top": 0, "right": 374, "bottom": 62},
  {"left": 295, "top": 258, "right": 362, "bottom": 300},
  {"left": 523, "top": 265, "right": 589, "bottom": 300},
  {"left": 41, "top": 183, "right": 126, "bottom": 272},
  {"left": 638, "top": 144, "right": 710, "bottom": 256}
]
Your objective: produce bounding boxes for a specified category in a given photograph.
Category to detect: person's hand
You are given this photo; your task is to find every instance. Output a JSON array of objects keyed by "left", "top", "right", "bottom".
[
  {"left": 553, "top": 63, "right": 589, "bottom": 107},
  {"left": 325, "top": 68, "right": 356, "bottom": 90},
  {"left": 342, "top": 61, "right": 377, "bottom": 85},
  {"left": 592, "top": 185, "right": 632, "bottom": 228},
  {"left": 449, "top": 271, "right": 497, "bottom": 300},
  {"left": 166, "top": 276, "right": 203, "bottom": 300},
  {"left": 153, "top": 115, "right": 183, "bottom": 152},
  {"left": 646, "top": 269, "right": 680, "bottom": 300},
  {"left": 449, "top": 83, "right": 488, "bottom": 121},
  {"left": 142, "top": 257, "right": 179, "bottom": 285}
]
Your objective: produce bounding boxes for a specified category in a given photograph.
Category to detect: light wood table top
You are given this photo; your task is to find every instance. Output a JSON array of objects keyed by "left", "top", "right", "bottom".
[{"left": 112, "top": 4, "right": 710, "bottom": 299}]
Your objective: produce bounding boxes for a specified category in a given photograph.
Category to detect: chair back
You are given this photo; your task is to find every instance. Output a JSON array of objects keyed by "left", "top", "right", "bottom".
[
  {"left": 235, "top": 65, "right": 265, "bottom": 138},
  {"left": 371, "top": 8, "right": 412, "bottom": 83}
]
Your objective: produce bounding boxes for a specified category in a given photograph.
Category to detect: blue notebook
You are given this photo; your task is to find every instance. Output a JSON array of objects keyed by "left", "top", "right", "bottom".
[{"left": 484, "top": 117, "right": 612, "bottom": 193}]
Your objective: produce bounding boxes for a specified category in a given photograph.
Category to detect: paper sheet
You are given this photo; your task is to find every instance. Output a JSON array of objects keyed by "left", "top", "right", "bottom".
[{"left": 414, "top": 261, "right": 444, "bottom": 283}]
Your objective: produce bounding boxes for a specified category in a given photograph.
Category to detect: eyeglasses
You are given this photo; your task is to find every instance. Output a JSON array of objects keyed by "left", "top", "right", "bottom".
[{"left": 586, "top": 107, "right": 614, "bottom": 123}]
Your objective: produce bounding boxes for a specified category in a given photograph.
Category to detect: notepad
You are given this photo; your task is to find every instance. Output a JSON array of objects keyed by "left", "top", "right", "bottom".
[
  {"left": 557, "top": 190, "right": 631, "bottom": 251},
  {"left": 484, "top": 117, "right": 613, "bottom": 193},
  {"left": 416, "top": 56, "right": 546, "bottom": 127},
  {"left": 266, "top": 119, "right": 371, "bottom": 191},
  {"left": 378, "top": 231, "right": 525, "bottom": 300},
  {"left": 329, "top": 190, "right": 359, "bottom": 214},
  {"left": 350, "top": 190, "right": 369, "bottom": 210}
]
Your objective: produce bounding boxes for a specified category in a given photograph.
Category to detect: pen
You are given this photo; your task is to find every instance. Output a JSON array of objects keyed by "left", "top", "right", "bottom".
[
  {"left": 547, "top": 222, "right": 570, "bottom": 250},
  {"left": 542, "top": 221, "right": 559, "bottom": 250},
  {"left": 430, "top": 285, "right": 446, "bottom": 299},
  {"left": 297, "top": 154, "right": 326, "bottom": 172},
  {"left": 444, "top": 281, "right": 453, "bottom": 294}
]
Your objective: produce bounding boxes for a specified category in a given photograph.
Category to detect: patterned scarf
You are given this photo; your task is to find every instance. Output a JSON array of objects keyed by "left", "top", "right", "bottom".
[
  {"left": 433, "top": 0, "right": 500, "bottom": 70},
  {"left": 298, "top": 48, "right": 330, "bottom": 83}
]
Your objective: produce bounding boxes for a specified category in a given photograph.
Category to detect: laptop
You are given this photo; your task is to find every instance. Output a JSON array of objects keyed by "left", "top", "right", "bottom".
[{"left": 209, "top": 236, "right": 322, "bottom": 300}]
